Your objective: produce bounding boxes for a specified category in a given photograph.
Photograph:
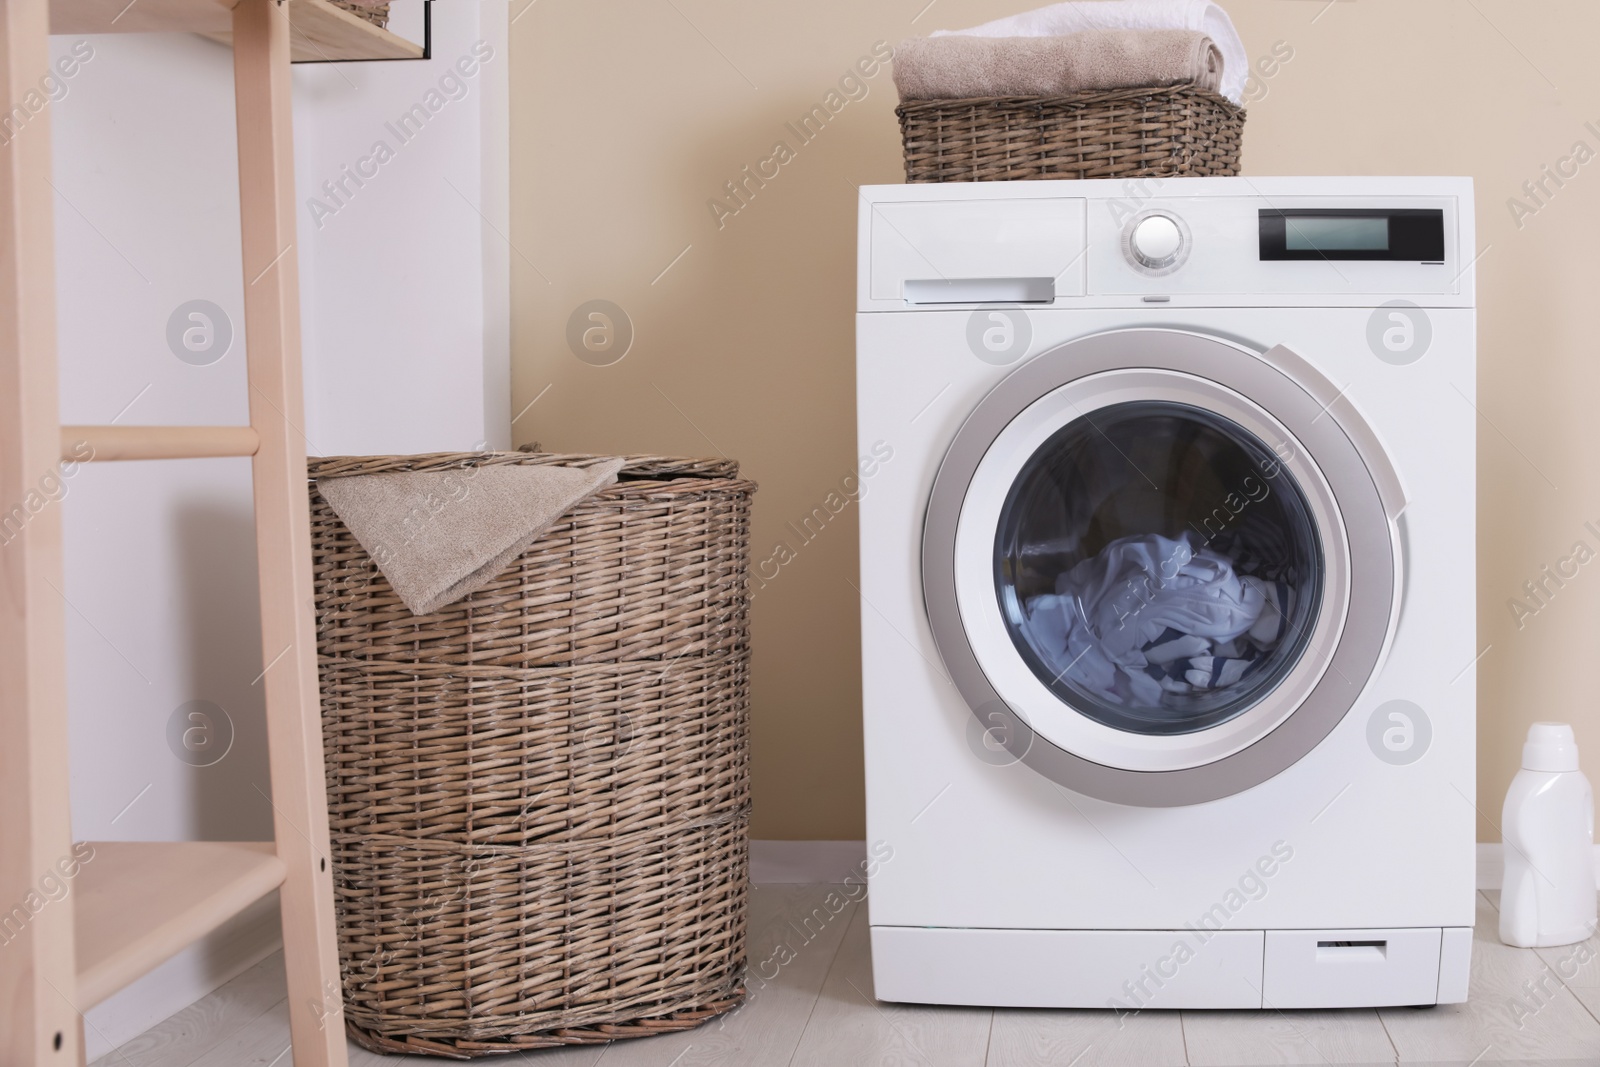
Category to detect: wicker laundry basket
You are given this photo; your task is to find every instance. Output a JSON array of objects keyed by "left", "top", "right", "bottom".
[
  {"left": 896, "top": 83, "right": 1244, "bottom": 183},
  {"left": 329, "top": 0, "right": 390, "bottom": 28},
  {"left": 308, "top": 451, "right": 755, "bottom": 1058}
]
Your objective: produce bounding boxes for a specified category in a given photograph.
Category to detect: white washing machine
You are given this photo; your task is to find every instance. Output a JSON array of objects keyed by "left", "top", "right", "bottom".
[{"left": 856, "top": 177, "right": 1475, "bottom": 1010}]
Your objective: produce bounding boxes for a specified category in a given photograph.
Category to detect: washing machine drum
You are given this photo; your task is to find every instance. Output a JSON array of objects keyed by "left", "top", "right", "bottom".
[{"left": 923, "top": 329, "right": 1404, "bottom": 806}]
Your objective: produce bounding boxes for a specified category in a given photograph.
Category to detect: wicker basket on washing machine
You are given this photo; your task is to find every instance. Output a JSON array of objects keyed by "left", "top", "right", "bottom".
[{"left": 896, "top": 83, "right": 1245, "bottom": 182}]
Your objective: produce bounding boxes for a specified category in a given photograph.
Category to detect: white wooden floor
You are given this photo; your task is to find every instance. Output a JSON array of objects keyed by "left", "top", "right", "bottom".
[{"left": 92, "top": 887, "right": 1600, "bottom": 1066}]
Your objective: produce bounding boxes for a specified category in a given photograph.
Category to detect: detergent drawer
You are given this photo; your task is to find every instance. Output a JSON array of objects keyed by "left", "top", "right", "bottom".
[
  {"left": 1263, "top": 928, "right": 1444, "bottom": 1008},
  {"left": 868, "top": 197, "right": 1087, "bottom": 303}
]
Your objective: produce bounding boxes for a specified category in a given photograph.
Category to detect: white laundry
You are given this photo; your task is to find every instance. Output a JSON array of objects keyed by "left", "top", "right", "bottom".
[
  {"left": 1021, "top": 532, "right": 1292, "bottom": 710},
  {"left": 932, "top": 0, "right": 1250, "bottom": 106}
]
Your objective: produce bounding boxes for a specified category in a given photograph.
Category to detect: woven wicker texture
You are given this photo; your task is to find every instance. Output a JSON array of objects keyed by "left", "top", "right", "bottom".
[
  {"left": 309, "top": 451, "right": 755, "bottom": 1058},
  {"left": 328, "top": 0, "right": 389, "bottom": 28},
  {"left": 897, "top": 83, "right": 1244, "bottom": 183}
]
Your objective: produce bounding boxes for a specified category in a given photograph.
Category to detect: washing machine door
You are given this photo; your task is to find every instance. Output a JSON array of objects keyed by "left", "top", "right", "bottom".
[{"left": 923, "top": 328, "right": 1406, "bottom": 806}]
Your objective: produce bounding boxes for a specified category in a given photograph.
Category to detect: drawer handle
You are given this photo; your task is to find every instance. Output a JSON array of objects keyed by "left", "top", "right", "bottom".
[
  {"left": 1317, "top": 939, "right": 1388, "bottom": 960},
  {"left": 903, "top": 277, "right": 1055, "bottom": 305}
]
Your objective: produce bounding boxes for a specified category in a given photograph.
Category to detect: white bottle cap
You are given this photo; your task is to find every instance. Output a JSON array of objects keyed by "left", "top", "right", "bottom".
[{"left": 1523, "top": 722, "right": 1581, "bottom": 772}]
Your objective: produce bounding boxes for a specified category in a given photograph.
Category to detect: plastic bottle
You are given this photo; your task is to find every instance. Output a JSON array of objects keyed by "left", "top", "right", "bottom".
[{"left": 1500, "top": 722, "right": 1597, "bottom": 948}]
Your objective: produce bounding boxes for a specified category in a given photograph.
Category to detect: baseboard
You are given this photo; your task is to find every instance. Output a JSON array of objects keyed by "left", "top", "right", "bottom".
[
  {"left": 751, "top": 839, "right": 868, "bottom": 884},
  {"left": 83, "top": 892, "right": 283, "bottom": 1062}
]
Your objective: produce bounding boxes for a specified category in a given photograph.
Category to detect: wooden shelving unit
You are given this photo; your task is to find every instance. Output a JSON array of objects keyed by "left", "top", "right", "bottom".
[
  {"left": 0, "top": 1, "right": 426, "bottom": 1064},
  {"left": 51, "top": 0, "right": 424, "bottom": 62}
]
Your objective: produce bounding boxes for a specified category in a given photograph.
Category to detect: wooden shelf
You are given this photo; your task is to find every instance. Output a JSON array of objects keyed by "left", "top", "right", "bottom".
[
  {"left": 75, "top": 841, "right": 286, "bottom": 1008},
  {"left": 51, "top": 0, "right": 424, "bottom": 63}
]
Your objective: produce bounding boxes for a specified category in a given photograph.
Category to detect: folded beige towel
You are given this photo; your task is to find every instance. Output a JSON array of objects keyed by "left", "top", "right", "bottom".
[
  {"left": 892, "top": 28, "right": 1223, "bottom": 100},
  {"left": 317, "top": 457, "right": 626, "bottom": 616}
]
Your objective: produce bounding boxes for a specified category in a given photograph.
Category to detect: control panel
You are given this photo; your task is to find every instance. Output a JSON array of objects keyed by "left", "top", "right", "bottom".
[{"left": 858, "top": 180, "right": 1472, "bottom": 310}]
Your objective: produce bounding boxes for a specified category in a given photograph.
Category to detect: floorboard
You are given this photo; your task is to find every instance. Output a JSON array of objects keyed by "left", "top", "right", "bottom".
[
  {"left": 986, "top": 1005, "right": 1187, "bottom": 1066},
  {"left": 788, "top": 904, "right": 993, "bottom": 1067},
  {"left": 1181, "top": 1007, "right": 1396, "bottom": 1064},
  {"left": 1377, "top": 892, "right": 1600, "bottom": 1063},
  {"left": 89, "top": 952, "right": 289, "bottom": 1067},
  {"left": 597, "top": 884, "right": 857, "bottom": 1067}
]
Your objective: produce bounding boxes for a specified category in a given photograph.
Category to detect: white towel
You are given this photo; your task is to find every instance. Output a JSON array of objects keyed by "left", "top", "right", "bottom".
[{"left": 933, "top": 0, "right": 1249, "bottom": 106}]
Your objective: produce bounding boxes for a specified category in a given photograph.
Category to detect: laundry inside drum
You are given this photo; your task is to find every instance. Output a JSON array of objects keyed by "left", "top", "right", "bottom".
[{"left": 994, "top": 400, "right": 1324, "bottom": 736}]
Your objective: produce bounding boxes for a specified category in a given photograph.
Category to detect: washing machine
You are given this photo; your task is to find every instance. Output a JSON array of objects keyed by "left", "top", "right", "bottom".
[{"left": 856, "top": 176, "right": 1475, "bottom": 1010}]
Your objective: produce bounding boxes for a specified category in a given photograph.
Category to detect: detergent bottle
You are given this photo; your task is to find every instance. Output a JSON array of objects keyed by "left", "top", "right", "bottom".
[{"left": 1501, "top": 723, "right": 1597, "bottom": 948}]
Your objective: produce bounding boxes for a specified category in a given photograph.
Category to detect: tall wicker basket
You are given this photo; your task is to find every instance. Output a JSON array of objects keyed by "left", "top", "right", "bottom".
[
  {"left": 308, "top": 451, "right": 755, "bottom": 1058},
  {"left": 896, "top": 83, "right": 1244, "bottom": 183}
]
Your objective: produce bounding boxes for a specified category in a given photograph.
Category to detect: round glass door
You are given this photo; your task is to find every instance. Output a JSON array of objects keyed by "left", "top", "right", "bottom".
[
  {"left": 994, "top": 401, "right": 1323, "bottom": 736},
  {"left": 922, "top": 329, "right": 1404, "bottom": 806}
]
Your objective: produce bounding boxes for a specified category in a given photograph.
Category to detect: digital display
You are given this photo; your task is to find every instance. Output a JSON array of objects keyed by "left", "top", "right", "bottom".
[
  {"left": 1284, "top": 216, "right": 1388, "bottom": 252},
  {"left": 1259, "top": 209, "right": 1445, "bottom": 262}
]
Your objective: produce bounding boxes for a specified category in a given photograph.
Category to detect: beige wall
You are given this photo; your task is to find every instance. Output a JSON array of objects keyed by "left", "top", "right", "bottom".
[{"left": 510, "top": 0, "right": 1600, "bottom": 840}]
